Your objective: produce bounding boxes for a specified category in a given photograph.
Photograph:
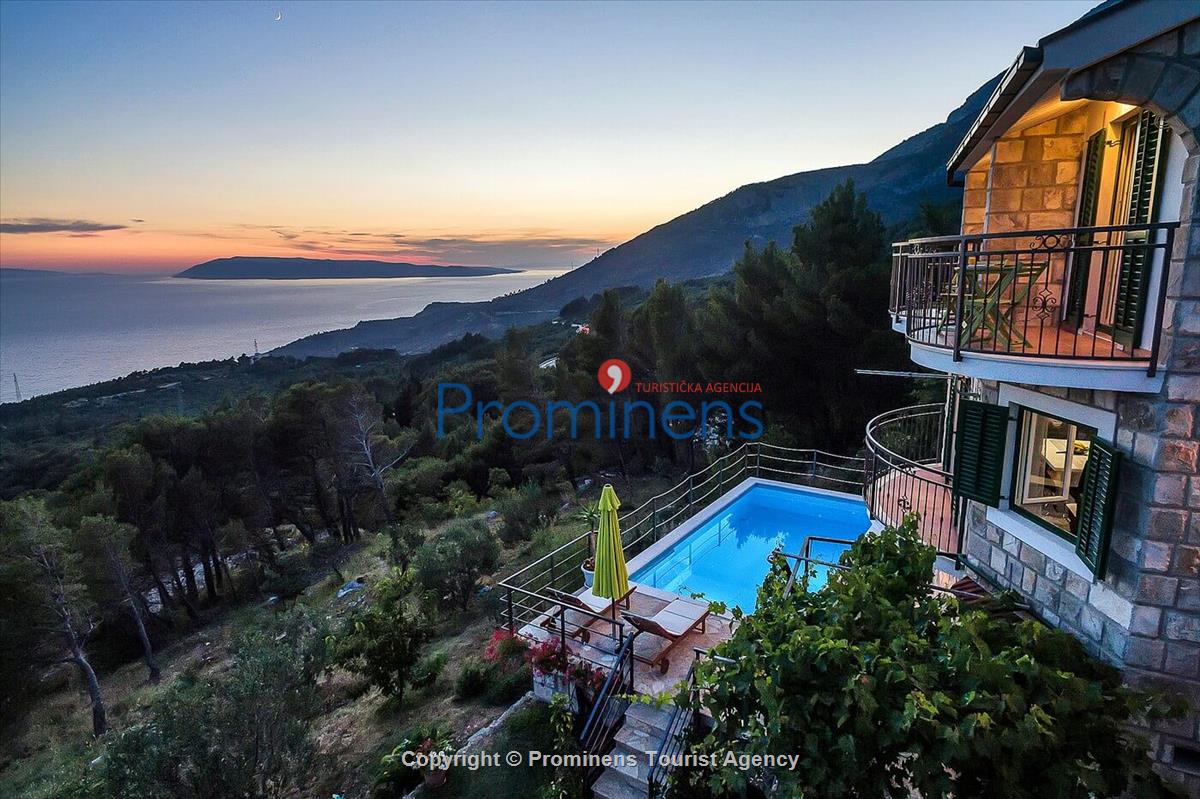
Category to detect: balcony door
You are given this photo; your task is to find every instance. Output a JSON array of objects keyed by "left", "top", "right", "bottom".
[{"left": 1098, "top": 109, "right": 1169, "bottom": 349}]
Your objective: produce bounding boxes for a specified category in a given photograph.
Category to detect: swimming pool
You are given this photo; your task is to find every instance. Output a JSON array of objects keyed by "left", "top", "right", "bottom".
[{"left": 628, "top": 480, "right": 872, "bottom": 612}]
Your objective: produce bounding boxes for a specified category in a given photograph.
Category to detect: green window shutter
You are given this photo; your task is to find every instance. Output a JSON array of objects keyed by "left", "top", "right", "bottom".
[
  {"left": 1077, "top": 130, "right": 1106, "bottom": 233},
  {"left": 1065, "top": 131, "right": 1106, "bottom": 327},
  {"left": 952, "top": 399, "right": 1008, "bottom": 507},
  {"left": 1074, "top": 439, "right": 1121, "bottom": 577},
  {"left": 1114, "top": 110, "right": 1169, "bottom": 348}
]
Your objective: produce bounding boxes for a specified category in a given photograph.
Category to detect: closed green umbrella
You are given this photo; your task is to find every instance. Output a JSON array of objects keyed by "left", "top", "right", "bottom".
[{"left": 592, "top": 484, "right": 629, "bottom": 616}]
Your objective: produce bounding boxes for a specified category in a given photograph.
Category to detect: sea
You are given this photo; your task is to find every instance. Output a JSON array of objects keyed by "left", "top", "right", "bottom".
[{"left": 0, "top": 268, "right": 567, "bottom": 403}]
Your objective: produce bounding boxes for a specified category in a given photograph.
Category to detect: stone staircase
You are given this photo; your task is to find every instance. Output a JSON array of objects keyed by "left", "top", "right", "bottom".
[{"left": 591, "top": 702, "right": 674, "bottom": 799}]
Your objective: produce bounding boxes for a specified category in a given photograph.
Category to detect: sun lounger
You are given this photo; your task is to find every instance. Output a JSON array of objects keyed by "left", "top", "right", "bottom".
[
  {"left": 542, "top": 585, "right": 634, "bottom": 643},
  {"left": 622, "top": 597, "right": 710, "bottom": 674}
]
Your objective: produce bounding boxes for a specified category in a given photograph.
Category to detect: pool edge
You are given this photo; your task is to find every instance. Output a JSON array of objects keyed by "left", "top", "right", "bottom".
[{"left": 625, "top": 476, "right": 878, "bottom": 583}]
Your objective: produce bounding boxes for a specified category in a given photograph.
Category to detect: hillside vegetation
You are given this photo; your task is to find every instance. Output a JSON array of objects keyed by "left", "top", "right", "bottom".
[{"left": 1, "top": 183, "right": 943, "bottom": 798}]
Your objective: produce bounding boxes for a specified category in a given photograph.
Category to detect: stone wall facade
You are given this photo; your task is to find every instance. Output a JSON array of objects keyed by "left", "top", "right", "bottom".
[
  {"left": 960, "top": 106, "right": 1088, "bottom": 237},
  {"left": 959, "top": 20, "right": 1200, "bottom": 790}
]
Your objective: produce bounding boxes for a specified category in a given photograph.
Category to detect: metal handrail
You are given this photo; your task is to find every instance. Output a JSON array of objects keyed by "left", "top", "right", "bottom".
[
  {"left": 895, "top": 220, "right": 1180, "bottom": 248},
  {"left": 769, "top": 548, "right": 983, "bottom": 601},
  {"left": 579, "top": 630, "right": 638, "bottom": 786},
  {"left": 864, "top": 404, "right": 950, "bottom": 477},
  {"left": 863, "top": 403, "right": 960, "bottom": 556},
  {"left": 647, "top": 646, "right": 738, "bottom": 798},
  {"left": 498, "top": 442, "right": 868, "bottom": 639}
]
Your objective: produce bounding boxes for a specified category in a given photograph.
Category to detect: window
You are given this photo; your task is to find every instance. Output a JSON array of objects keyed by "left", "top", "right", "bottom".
[{"left": 1012, "top": 408, "right": 1095, "bottom": 539}]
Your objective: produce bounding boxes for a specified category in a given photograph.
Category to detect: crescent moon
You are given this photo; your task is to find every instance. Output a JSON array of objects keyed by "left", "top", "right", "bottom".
[{"left": 274, "top": 11, "right": 283, "bottom": 21}]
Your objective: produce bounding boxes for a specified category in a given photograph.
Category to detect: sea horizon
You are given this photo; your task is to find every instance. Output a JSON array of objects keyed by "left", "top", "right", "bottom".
[{"left": 0, "top": 266, "right": 568, "bottom": 403}]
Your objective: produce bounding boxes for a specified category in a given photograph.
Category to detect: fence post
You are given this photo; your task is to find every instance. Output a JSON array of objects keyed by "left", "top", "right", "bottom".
[
  {"left": 756, "top": 442, "right": 761, "bottom": 478},
  {"left": 506, "top": 587, "right": 515, "bottom": 635},
  {"left": 651, "top": 497, "right": 658, "bottom": 542}
]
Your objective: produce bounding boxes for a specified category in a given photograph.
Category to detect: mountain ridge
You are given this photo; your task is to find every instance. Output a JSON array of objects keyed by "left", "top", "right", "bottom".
[{"left": 276, "top": 75, "right": 999, "bottom": 357}]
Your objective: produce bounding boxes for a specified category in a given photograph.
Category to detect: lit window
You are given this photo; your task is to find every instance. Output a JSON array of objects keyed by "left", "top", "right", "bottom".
[{"left": 1013, "top": 409, "right": 1095, "bottom": 538}]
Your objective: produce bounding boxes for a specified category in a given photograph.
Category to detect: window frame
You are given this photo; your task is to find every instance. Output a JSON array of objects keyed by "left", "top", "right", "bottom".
[
  {"left": 1009, "top": 405, "right": 1097, "bottom": 543},
  {"left": 984, "top": 384, "right": 1118, "bottom": 582}
]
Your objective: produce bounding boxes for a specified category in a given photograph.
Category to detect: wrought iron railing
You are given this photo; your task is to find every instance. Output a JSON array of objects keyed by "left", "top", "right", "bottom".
[
  {"left": 579, "top": 630, "right": 639, "bottom": 786},
  {"left": 497, "top": 442, "right": 865, "bottom": 657},
  {"left": 648, "top": 647, "right": 735, "bottom": 799},
  {"left": 890, "top": 222, "right": 1178, "bottom": 374},
  {"left": 864, "top": 404, "right": 960, "bottom": 556}
]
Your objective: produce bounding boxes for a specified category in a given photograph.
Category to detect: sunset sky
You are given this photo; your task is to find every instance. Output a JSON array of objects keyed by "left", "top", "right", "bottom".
[{"left": 1, "top": 0, "right": 1096, "bottom": 273}]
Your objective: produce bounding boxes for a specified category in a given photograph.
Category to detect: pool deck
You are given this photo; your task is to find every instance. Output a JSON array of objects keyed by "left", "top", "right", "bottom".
[
  {"left": 522, "top": 581, "right": 736, "bottom": 695},
  {"left": 525, "top": 477, "right": 875, "bottom": 695}
]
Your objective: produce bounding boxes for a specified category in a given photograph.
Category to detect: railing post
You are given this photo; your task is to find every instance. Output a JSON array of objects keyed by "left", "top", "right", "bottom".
[
  {"left": 506, "top": 587, "right": 515, "bottom": 635},
  {"left": 651, "top": 497, "right": 658, "bottom": 542},
  {"left": 1147, "top": 225, "right": 1175, "bottom": 378},
  {"left": 952, "top": 237, "right": 969, "bottom": 362},
  {"left": 755, "top": 442, "right": 761, "bottom": 477},
  {"left": 687, "top": 472, "right": 694, "bottom": 512},
  {"left": 549, "top": 552, "right": 556, "bottom": 591}
]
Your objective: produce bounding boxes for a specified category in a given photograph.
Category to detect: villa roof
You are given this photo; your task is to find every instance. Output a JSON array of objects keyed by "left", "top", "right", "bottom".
[{"left": 946, "top": 0, "right": 1199, "bottom": 185}]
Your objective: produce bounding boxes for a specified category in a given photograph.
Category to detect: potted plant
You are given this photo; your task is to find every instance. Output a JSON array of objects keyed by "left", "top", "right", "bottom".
[
  {"left": 527, "top": 639, "right": 576, "bottom": 709},
  {"left": 575, "top": 500, "right": 600, "bottom": 588},
  {"left": 392, "top": 724, "right": 455, "bottom": 789}
]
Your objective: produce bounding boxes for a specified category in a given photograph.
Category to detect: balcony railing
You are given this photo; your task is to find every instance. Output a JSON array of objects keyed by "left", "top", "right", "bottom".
[
  {"left": 890, "top": 222, "right": 1178, "bottom": 375},
  {"left": 864, "top": 404, "right": 959, "bottom": 556}
]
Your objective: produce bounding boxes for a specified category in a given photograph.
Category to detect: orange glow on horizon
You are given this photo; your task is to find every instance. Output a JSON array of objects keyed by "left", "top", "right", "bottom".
[{"left": 0, "top": 224, "right": 629, "bottom": 272}]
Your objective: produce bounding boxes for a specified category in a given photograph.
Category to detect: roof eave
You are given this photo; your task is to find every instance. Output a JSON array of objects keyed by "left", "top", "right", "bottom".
[{"left": 945, "top": 46, "right": 1043, "bottom": 187}]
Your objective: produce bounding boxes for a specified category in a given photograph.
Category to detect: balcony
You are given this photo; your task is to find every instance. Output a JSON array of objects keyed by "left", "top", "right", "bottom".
[
  {"left": 889, "top": 222, "right": 1179, "bottom": 391},
  {"left": 864, "top": 403, "right": 959, "bottom": 556}
]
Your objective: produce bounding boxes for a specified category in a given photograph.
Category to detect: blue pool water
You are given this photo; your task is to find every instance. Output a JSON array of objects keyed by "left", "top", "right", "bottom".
[{"left": 629, "top": 483, "right": 871, "bottom": 612}]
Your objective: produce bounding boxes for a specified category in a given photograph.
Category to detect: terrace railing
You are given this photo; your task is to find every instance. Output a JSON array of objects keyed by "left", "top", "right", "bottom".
[
  {"left": 864, "top": 404, "right": 960, "bottom": 556},
  {"left": 890, "top": 222, "right": 1178, "bottom": 374},
  {"left": 648, "top": 647, "right": 736, "bottom": 799},
  {"left": 497, "top": 442, "right": 865, "bottom": 654},
  {"left": 579, "top": 630, "right": 639, "bottom": 786}
]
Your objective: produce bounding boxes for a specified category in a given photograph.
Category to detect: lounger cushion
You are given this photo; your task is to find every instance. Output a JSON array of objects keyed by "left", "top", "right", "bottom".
[{"left": 654, "top": 598, "right": 709, "bottom": 636}]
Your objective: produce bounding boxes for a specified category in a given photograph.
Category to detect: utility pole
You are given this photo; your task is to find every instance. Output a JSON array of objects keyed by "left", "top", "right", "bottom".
[{"left": 12, "top": 374, "right": 21, "bottom": 402}]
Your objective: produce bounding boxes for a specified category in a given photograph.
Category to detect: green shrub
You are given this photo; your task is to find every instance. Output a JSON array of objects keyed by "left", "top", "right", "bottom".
[
  {"left": 495, "top": 482, "right": 559, "bottom": 543},
  {"left": 413, "top": 518, "right": 499, "bottom": 610},
  {"left": 682, "top": 517, "right": 1184, "bottom": 799},
  {"left": 446, "top": 480, "right": 481, "bottom": 516},
  {"left": 485, "top": 662, "right": 532, "bottom": 706},
  {"left": 331, "top": 570, "right": 431, "bottom": 702},
  {"left": 410, "top": 652, "right": 448, "bottom": 690},
  {"left": 454, "top": 658, "right": 494, "bottom": 700},
  {"left": 487, "top": 467, "right": 512, "bottom": 494},
  {"left": 383, "top": 522, "right": 424, "bottom": 572},
  {"left": 100, "top": 609, "right": 326, "bottom": 799}
]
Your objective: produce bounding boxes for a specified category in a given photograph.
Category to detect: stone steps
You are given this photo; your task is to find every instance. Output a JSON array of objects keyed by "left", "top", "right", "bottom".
[{"left": 591, "top": 702, "right": 675, "bottom": 799}]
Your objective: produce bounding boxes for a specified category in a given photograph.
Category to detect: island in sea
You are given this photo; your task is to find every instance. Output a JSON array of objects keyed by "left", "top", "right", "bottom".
[{"left": 175, "top": 256, "right": 520, "bottom": 280}]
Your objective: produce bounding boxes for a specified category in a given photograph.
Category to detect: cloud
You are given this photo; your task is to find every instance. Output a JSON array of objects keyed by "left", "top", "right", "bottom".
[{"left": 0, "top": 217, "right": 129, "bottom": 234}]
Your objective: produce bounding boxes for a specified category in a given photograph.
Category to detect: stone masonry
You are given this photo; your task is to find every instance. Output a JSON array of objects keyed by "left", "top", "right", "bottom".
[
  {"left": 960, "top": 20, "right": 1200, "bottom": 791},
  {"left": 961, "top": 105, "right": 1088, "bottom": 237}
]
